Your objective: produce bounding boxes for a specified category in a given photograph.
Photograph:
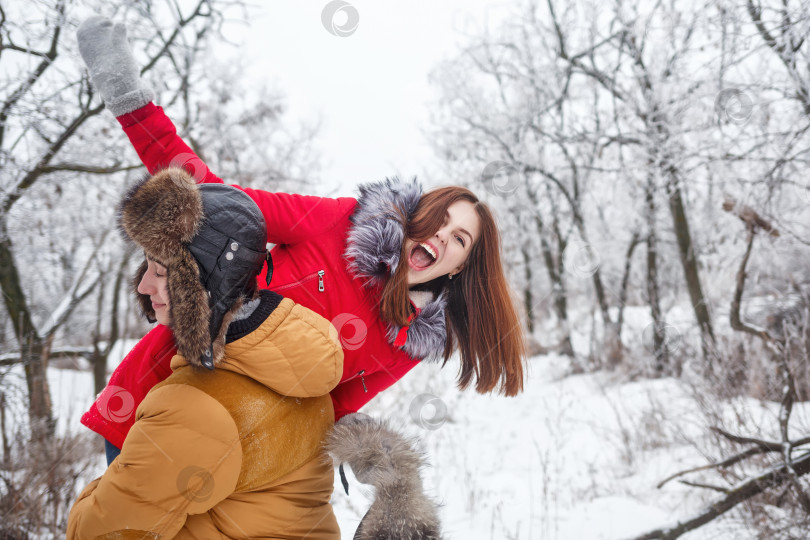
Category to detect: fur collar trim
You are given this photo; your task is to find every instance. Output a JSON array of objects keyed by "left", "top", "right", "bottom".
[{"left": 344, "top": 177, "right": 447, "bottom": 362}]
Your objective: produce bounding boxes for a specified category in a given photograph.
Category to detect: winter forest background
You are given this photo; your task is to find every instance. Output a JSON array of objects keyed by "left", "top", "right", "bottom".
[{"left": 1, "top": 0, "right": 810, "bottom": 538}]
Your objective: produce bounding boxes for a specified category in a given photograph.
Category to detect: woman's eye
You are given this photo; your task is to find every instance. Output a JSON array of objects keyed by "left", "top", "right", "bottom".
[{"left": 455, "top": 235, "right": 465, "bottom": 247}]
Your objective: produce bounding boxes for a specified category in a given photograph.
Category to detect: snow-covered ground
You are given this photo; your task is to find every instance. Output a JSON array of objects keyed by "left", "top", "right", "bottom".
[
  {"left": 334, "top": 353, "right": 779, "bottom": 540},
  {"left": 12, "top": 337, "right": 804, "bottom": 539}
]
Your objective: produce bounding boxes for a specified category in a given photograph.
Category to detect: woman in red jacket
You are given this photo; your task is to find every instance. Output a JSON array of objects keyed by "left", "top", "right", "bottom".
[{"left": 77, "top": 17, "right": 526, "bottom": 461}]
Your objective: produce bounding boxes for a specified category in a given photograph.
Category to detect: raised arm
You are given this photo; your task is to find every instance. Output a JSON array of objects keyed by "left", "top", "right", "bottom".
[
  {"left": 78, "top": 17, "right": 357, "bottom": 245},
  {"left": 77, "top": 17, "right": 222, "bottom": 183},
  {"left": 118, "top": 103, "right": 222, "bottom": 182}
]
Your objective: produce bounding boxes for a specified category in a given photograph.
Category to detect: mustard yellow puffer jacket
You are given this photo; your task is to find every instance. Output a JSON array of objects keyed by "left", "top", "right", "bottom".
[{"left": 68, "top": 297, "right": 344, "bottom": 539}]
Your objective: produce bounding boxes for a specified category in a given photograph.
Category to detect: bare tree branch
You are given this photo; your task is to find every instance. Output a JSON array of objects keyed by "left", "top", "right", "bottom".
[
  {"left": 747, "top": 0, "right": 810, "bottom": 115},
  {"left": 0, "top": 43, "right": 52, "bottom": 58},
  {"left": 657, "top": 446, "right": 771, "bottom": 489},
  {"left": 0, "top": 0, "right": 65, "bottom": 150},
  {"left": 630, "top": 452, "right": 810, "bottom": 540},
  {"left": 1, "top": 102, "right": 105, "bottom": 215},
  {"left": 712, "top": 426, "right": 785, "bottom": 451},
  {"left": 38, "top": 163, "right": 142, "bottom": 175},
  {"left": 140, "top": 0, "right": 211, "bottom": 74},
  {"left": 776, "top": 355, "right": 810, "bottom": 512},
  {"left": 677, "top": 479, "right": 728, "bottom": 493}
]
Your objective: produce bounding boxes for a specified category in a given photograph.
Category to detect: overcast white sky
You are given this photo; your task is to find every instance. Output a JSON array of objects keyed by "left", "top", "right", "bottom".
[{"left": 224, "top": 1, "right": 512, "bottom": 195}]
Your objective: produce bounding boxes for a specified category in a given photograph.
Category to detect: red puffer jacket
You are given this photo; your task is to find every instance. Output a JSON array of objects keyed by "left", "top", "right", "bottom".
[{"left": 81, "top": 103, "right": 450, "bottom": 448}]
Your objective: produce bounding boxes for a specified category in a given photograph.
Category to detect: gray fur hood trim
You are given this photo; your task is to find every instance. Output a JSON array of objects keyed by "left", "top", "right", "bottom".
[
  {"left": 387, "top": 292, "right": 447, "bottom": 362},
  {"left": 345, "top": 177, "right": 422, "bottom": 287},
  {"left": 325, "top": 414, "right": 442, "bottom": 540},
  {"left": 344, "top": 177, "right": 447, "bottom": 362}
]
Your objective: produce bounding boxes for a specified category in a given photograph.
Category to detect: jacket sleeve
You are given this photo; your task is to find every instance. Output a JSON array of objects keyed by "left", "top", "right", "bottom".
[
  {"left": 67, "top": 384, "right": 242, "bottom": 539},
  {"left": 330, "top": 358, "right": 419, "bottom": 419},
  {"left": 117, "top": 103, "right": 357, "bottom": 246},
  {"left": 118, "top": 103, "right": 224, "bottom": 183},
  {"left": 80, "top": 323, "right": 176, "bottom": 449},
  {"left": 239, "top": 186, "right": 358, "bottom": 246}
]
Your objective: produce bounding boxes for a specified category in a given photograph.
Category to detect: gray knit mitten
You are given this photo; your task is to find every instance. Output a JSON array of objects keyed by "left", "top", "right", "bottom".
[{"left": 77, "top": 16, "right": 154, "bottom": 116}]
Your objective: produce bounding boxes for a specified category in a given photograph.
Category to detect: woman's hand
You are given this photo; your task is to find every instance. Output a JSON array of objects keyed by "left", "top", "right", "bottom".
[{"left": 77, "top": 16, "right": 154, "bottom": 116}]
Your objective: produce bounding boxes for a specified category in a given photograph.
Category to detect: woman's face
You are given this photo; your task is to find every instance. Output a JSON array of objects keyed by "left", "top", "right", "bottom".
[
  {"left": 405, "top": 200, "right": 481, "bottom": 286},
  {"left": 137, "top": 259, "right": 171, "bottom": 326}
]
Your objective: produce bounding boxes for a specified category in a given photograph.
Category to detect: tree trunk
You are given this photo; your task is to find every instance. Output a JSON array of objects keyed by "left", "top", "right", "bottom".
[
  {"left": 90, "top": 248, "right": 132, "bottom": 394},
  {"left": 91, "top": 279, "right": 109, "bottom": 396},
  {"left": 21, "top": 340, "right": 54, "bottom": 442},
  {"left": 646, "top": 174, "right": 668, "bottom": 374},
  {"left": 1, "top": 392, "right": 10, "bottom": 467},
  {"left": 613, "top": 230, "right": 641, "bottom": 367},
  {"left": 567, "top": 202, "right": 614, "bottom": 332},
  {"left": 533, "top": 213, "right": 574, "bottom": 356},
  {"left": 664, "top": 172, "right": 715, "bottom": 361},
  {"left": 521, "top": 244, "right": 535, "bottom": 334},
  {"left": 0, "top": 220, "right": 53, "bottom": 441},
  {"left": 620, "top": 29, "right": 716, "bottom": 365},
  {"left": 91, "top": 348, "right": 107, "bottom": 397},
  {"left": 568, "top": 205, "right": 617, "bottom": 357}
]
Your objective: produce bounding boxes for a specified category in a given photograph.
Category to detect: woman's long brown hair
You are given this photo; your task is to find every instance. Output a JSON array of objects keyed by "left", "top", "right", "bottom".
[{"left": 380, "top": 186, "right": 526, "bottom": 396}]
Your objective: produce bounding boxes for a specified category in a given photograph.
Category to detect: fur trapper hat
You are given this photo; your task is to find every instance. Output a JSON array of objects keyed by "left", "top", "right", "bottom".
[
  {"left": 326, "top": 414, "right": 443, "bottom": 540},
  {"left": 120, "top": 168, "right": 268, "bottom": 369}
]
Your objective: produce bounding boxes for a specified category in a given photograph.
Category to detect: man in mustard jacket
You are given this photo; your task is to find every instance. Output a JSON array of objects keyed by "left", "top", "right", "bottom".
[{"left": 68, "top": 168, "right": 343, "bottom": 539}]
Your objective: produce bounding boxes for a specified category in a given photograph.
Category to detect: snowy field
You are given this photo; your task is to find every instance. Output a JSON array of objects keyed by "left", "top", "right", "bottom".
[
  {"left": 338, "top": 354, "right": 771, "bottom": 540},
  {"left": 14, "top": 331, "right": 806, "bottom": 539}
]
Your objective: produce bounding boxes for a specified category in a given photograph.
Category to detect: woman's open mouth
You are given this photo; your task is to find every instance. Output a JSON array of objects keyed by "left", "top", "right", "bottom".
[{"left": 408, "top": 241, "right": 437, "bottom": 271}]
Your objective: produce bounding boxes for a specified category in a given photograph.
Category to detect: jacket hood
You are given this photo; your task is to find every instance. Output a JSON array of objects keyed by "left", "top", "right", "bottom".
[
  {"left": 170, "top": 295, "right": 343, "bottom": 398},
  {"left": 344, "top": 177, "right": 448, "bottom": 362}
]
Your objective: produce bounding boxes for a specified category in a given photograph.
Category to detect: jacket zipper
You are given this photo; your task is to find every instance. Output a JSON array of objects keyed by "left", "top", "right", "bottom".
[
  {"left": 273, "top": 270, "right": 326, "bottom": 293},
  {"left": 345, "top": 369, "right": 367, "bottom": 392}
]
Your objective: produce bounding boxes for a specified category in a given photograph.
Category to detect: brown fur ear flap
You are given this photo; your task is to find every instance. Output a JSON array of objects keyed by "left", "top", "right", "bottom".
[
  {"left": 132, "top": 259, "right": 156, "bottom": 323},
  {"left": 167, "top": 249, "right": 210, "bottom": 367},
  {"left": 119, "top": 168, "right": 203, "bottom": 264}
]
